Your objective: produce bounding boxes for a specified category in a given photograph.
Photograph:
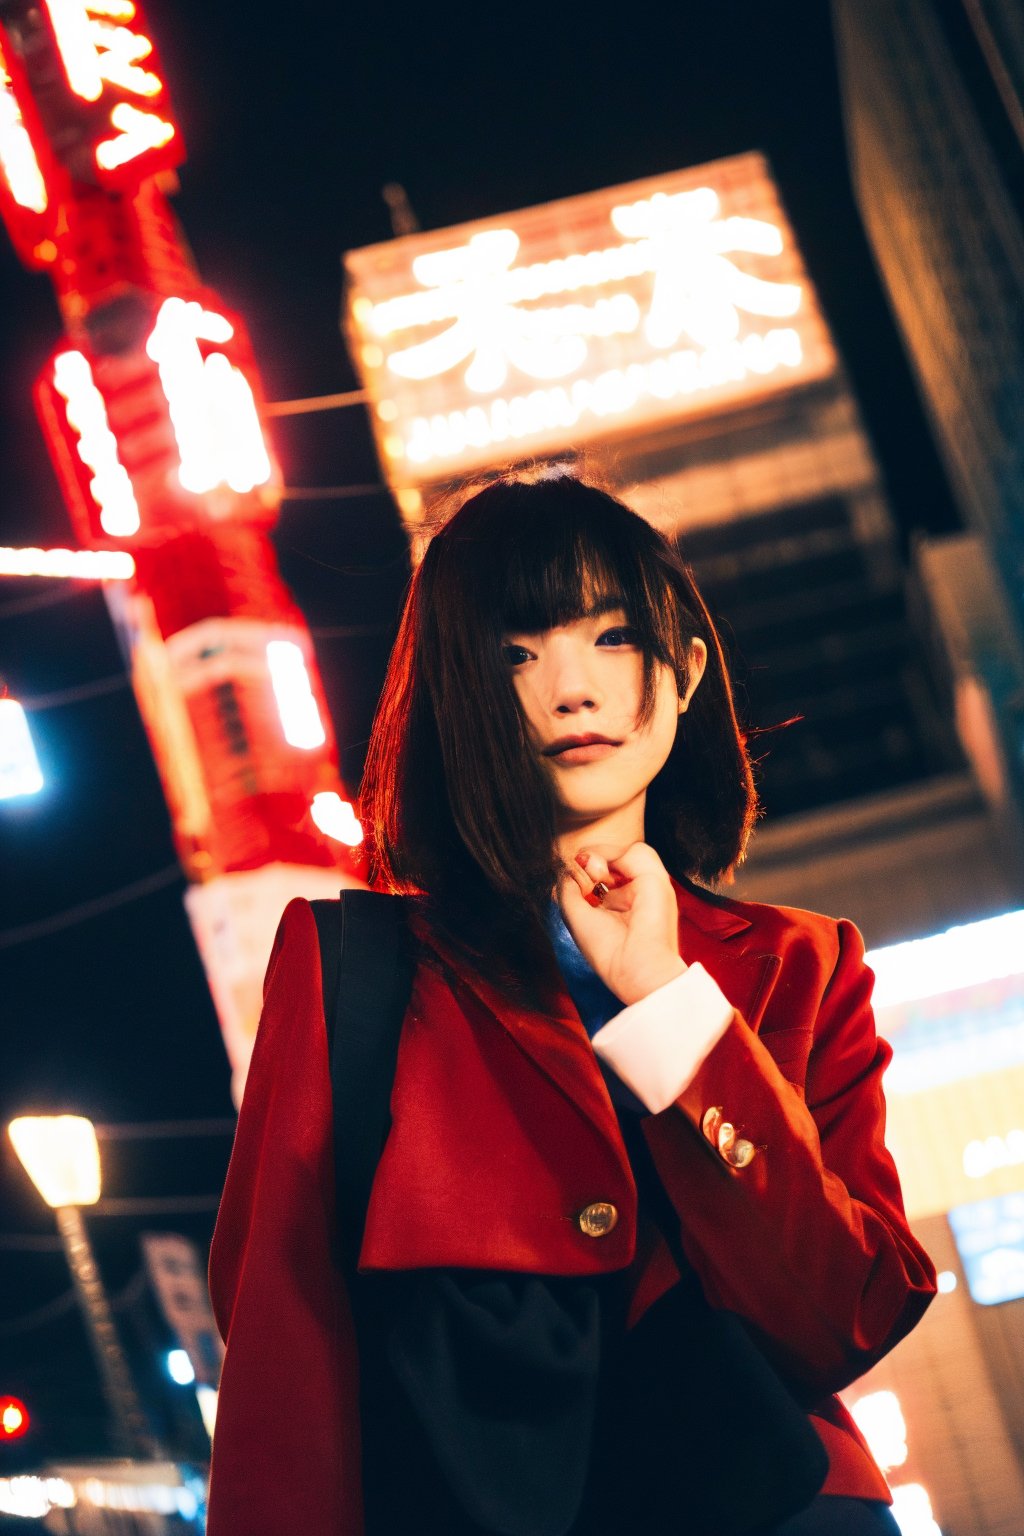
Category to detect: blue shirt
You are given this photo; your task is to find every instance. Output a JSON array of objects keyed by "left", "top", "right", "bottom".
[{"left": 545, "top": 901, "right": 646, "bottom": 1114}]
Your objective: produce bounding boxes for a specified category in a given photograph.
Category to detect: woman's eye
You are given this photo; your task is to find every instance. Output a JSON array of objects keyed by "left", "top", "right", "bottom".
[
  {"left": 501, "top": 642, "right": 533, "bottom": 666},
  {"left": 597, "top": 626, "right": 641, "bottom": 648}
]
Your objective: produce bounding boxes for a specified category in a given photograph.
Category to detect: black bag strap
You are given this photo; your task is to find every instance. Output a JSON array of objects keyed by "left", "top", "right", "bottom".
[{"left": 310, "top": 891, "right": 415, "bottom": 1275}]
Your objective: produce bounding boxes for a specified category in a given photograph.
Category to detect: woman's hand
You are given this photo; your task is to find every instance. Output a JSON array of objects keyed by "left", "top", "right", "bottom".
[{"left": 556, "top": 842, "right": 687, "bottom": 1006}]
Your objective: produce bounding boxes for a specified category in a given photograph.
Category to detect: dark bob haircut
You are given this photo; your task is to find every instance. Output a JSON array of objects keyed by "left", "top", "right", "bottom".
[{"left": 361, "top": 473, "right": 757, "bottom": 978}]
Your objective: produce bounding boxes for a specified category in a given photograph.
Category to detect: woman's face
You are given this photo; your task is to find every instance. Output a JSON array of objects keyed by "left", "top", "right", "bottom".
[{"left": 502, "top": 597, "right": 707, "bottom": 835}]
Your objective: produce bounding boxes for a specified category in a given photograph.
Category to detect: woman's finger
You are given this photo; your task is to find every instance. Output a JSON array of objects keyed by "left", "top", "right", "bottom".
[
  {"left": 604, "top": 841, "right": 668, "bottom": 882},
  {"left": 575, "top": 848, "right": 612, "bottom": 891}
]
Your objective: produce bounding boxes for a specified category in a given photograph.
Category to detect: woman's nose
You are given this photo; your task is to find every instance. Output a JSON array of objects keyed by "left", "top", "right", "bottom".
[{"left": 545, "top": 648, "right": 601, "bottom": 715}]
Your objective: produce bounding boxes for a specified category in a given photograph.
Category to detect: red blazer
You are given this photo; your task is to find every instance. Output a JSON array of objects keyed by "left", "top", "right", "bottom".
[{"left": 207, "top": 881, "right": 936, "bottom": 1535}]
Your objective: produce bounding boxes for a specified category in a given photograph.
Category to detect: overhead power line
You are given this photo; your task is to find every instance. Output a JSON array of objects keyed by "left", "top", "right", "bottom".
[
  {"left": 21, "top": 671, "right": 130, "bottom": 709},
  {"left": 280, "top": 483, "right": 387, "bottom": 501},
  {"left": 1, "top": 1266, "right": 148, "bottom": 1336},
  {"left": 94, "top": 1118, "right": 236, "bottom": 1139},
  {"left": 265, "top": 388, "right": 369, "bottom": 417},
  {"left": 0, "top": 865, "right": 182, "bottom": 949},
  {"left": 0, "top": 585, "right": 91, "bottom": 619},
  {"left": 91, "top": 1194, "right": 222, "bottom": 1216},
  {"left": 0, "top": 1234, "right": 66, "bottom": 1252}
]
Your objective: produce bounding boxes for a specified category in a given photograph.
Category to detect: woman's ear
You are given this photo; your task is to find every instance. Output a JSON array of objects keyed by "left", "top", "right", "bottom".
[{"left": 678, "top": 638, "right": 708, "bottom": 714}]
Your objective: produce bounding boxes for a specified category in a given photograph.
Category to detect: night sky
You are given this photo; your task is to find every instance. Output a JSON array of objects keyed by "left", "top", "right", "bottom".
[{"left": 0, "top": 0, "right": 960, "bottom": 1461}]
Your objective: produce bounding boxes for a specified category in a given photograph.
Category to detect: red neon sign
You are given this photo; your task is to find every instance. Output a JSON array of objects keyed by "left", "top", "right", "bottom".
[
  {"left": 0, "top": 0, "right": 182, "bottom": 193},
  {"left": 35, "top": 294, "right": 281, "bottom": 547},
  {"left": 0, "top": 25, "right": 63, "bottom": 266}
]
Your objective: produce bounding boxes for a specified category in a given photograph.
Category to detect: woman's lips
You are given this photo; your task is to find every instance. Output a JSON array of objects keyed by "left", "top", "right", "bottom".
[{"left": 548, "top": 741, "right": 619, "bottom": 764}]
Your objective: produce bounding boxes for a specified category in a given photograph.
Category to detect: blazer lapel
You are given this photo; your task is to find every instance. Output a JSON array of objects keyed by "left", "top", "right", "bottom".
[
  {"left": 412, "top": 920, "right": 631, "bottom": 1164},
  {"left": 412, "top": 880, "right": 780, "bottom": 1156},
  {"left": 673, "top": 879, "right": 780, "bottom": 1035}
]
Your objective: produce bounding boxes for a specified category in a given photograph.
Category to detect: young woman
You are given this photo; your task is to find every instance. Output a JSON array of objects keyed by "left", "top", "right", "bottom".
[{"left": 207, "top": 473, "right": 936, "bottom": 1536}]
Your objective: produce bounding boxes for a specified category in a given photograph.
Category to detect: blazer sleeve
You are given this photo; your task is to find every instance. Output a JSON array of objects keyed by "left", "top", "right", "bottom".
[
  {"left": 642, "top": 917, "right": 937, "bottom": 1400},
  {"left": 206, "top": 898, "right": 364, "bottom": 1536}
]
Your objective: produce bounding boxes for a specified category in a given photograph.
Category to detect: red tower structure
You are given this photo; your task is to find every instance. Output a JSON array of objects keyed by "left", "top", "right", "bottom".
[{"left": 0, "top": 0, "right": 362, "bottom": 1098}]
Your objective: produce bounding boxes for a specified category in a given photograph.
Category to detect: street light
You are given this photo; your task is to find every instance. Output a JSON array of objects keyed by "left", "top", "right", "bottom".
[{"left": 8, "top": 1115, "right": 158, "bottom": 1459}]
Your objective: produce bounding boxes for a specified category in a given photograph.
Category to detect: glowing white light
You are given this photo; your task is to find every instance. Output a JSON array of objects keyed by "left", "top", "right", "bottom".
[
  {"left": 8, "top": 1115, "right": 101, "bottom": 1206},
  {"left": 166, "top": 1347, "right": 195, "bottom": 1385},
  {"left": 95, "top": 101, "right": 174, "bottom": 170},
  {"left": 848, "top": 1390, "right": 908, "bottom": 1473},
  {"left": 0, "top": 698, "right": 44, "bottom": 798},
  {"left": 266, "top": 641, "right": 326, "bottom": 750},
  {"left": 51, "top": 350, "right": 140, "bottom": 536},
  {"left": 81, "top": 1476, "right": 197, "bottom": 1516},
  {"left": 365, "top": 193, "right": 799, "bottom": 400},
  {"left": 44, "top": 0, "right": 161, "bottom": 103},
  {"left": 936, "top": 1271, "right": 957, "bottom": 1293},
  {"left": 195, "top": 1383, "right": 218, "bottom": 1438},
  {"left": 889, "top": 1483, "right": 943, "bottom": 1536},
  {"left": 963, "top": 1128, "right": 1024, "bottom": 1179},
  {"left": 0, "top": 50, "right": 48, "bottom": 212},
  {"left": 400, "top": 329, "right": 802, "bottom": 466},
  {"left": 884, "top": 1024, "right": 1024, "bottom": 1094},
  {"left": 311, "top": 791, "right": 363, "bottom": 847},
  {"left": 867, "top": 910, "right": 1024, "bottom": 1008},
  {"left": 146, "top": 298, "right": 272, "bottom": 496},
  {"left": 610, "top": 187, "right": 799, "bottom": 349},
  {"left": 0, "top": 546, "right": 135, "bottom": 580},
  {"left": 0, "top": 1477, "right": 76, "bottom": 1519},
  {"left": 382, "top": 230, "right": 642, "bottom": 392}
]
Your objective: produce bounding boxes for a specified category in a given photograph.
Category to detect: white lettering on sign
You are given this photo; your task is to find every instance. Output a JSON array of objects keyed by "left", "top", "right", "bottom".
[
  {"left": 43, "top": 0, "right": 175, "bottom": 175},
  {"left": 266, "top": 641, "right": 327, "bottom": 751},
  {"left": 399, "top": 329, "right": 802, "bottom": 466},
  {"left": 51, "top": 349, "right": 141, "bottom": 536},
  {"left": 609, "top": 188, "right": 800, "bottom": 348},
  {"left": 44, "top": 0, "right": 162, "bottom": 103},
  {"left": 382, "top": 230, "right": 641, "bottom": 393},
  {"left": 145, "top": 297, "right": 272, "bottom": 496},
  {"left": 365, "top": 189, "right": 799, "bottom": 398},
  {"left": 95, "top": 100, "right": 173, "bottom": 170},
  {"left": 351, "top": 177, "right": 815, "bottom": 471},
  {"left": 0, "top": 47, "right": 47, "bottom": 212}
]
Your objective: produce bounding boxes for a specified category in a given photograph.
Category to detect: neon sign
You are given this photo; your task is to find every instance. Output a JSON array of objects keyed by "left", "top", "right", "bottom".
[
  {"left": 0, "top": 41, "right": 45, "bottom": 212},
  {"left": 0, "top": 28, "right": 62, "bottom": 265},
  {"left": 145, "top": 298, "right": 273, "bottom": 497},
  {"left": 35, "top": 296, "right": 279, "bottom": 546},
  {"left": 0, "top": 545, "right": 134, "bottom": 578},
  {"left": 0, "top": 0, "right": 181, "bottom": 196},
  {"left": 345, "top": 155, "right": 836, "bottom": 486},
  {"left": 51, "top": 348, "right": 141, "bottom": 536},
  {"left": 41, "top": 0, "right": 177, "bottom": 183},
  {"left": 266, "top": 640, "right": 327, "bottom": 751}
]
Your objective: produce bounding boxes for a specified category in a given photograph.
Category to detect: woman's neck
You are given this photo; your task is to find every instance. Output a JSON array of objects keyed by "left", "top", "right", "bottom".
[{"left": 554, "top": 796, "right": 646, "bottom": 871}]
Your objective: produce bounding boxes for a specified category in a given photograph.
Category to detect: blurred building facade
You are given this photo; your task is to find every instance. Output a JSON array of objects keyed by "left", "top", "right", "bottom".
[
  {"left": 831, "top": 0, "right": 1024, "bottom": 865},
  {"left": 824, "top": 6, "right": 1024, "bottom": 1528}
]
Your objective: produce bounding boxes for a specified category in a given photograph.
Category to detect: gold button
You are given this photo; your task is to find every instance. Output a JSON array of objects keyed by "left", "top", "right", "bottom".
[
  {"left": 723, "top": 1137, "right": 756, "bottom": 1168},
  {"left": 577, "top": 1201, "right": 618, "bottom": 1238},
  {"left": 702, "top": 1106, "right": 724, "bottom": 1145},
  {"left": 717, "top": 1122, "right": 757, "bottom": 1168}
]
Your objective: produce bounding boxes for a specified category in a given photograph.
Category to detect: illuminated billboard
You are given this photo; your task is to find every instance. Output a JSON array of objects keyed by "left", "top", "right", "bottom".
[
  {"left": 949, "top": 1195, "right": 1024, "bottom": 1306},
  {"left": 343, "top": 154, "right": 837, "bottom": 491},
  {"left": 868, "top": 910, "right": 1024, "bottom": 1220}
]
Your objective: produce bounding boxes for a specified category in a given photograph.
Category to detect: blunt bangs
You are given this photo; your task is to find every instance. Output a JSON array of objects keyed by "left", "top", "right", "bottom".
[{"left": 429, "top": 478, "right": 691, "bottom": 713}]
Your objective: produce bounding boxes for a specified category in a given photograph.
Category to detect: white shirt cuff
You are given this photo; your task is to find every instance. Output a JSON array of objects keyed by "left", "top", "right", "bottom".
[{"left": 591, "top": 962, "right": 734, "bottom": 1114}]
